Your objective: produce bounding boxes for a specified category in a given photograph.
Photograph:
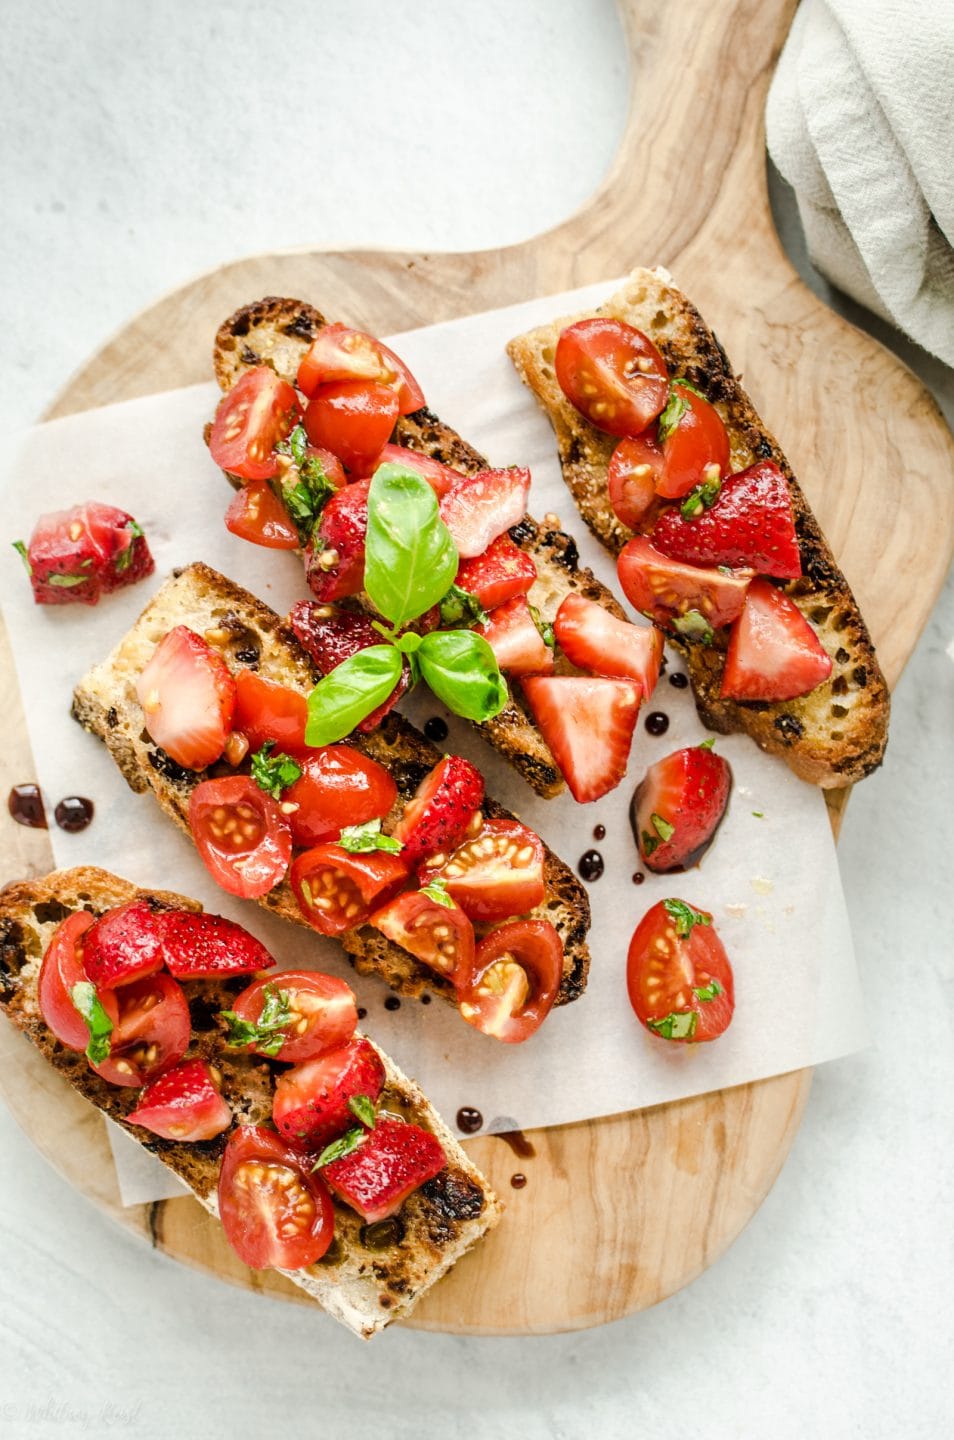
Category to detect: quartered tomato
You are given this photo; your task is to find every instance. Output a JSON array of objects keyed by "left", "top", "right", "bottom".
[
  {"left": 418, "top": 820, "right": 545, "bottom": 922},
  {"left": 209, "top": 367, "right": 301, "bottom": 481},
  {"left": 291, "top": 845, "right": 409, "bottom": 936},
  {"left": 228, "top": 971, "right": 358, "bottom": 1064},
  {"left": 232, "top": 670, "right": 309, "bottom": 753},
  {"left": 368, "top": 890, "right": 475, "bottom": 987},
  {"left": 303, "top": 380, "right": 400, "bottom": 474},
  {"left": 296, "top": 324, "right": 425, "bottom": 414},
  {"left": 225, "top": 480, "right": 299, "bottom": 549},
  {"left": 38, "top": 911, "right": 117, "bottom": 1050},
  {"left": 555, "top": 319, "right": 669, "bottom": 438},
  {"left": 126, "top": 1059, "right": 231, "bottom": 1141},
  {"left": 272, "top": 1036, "right": 386, "bottom": 1149},
  {"left": 617, "top": 536, "right": 754, "bottom": 632},
  {"left": 457, "top": 919, "right": 563, "bottom": 1043},
  {"left": 654, "top": 385, "right": 730, "bottom": 500},
  {"left": 282, "top": 746, "right": 398, "bottom": 849},
  {"left": 608, "top": 435, "right": 662, "bottom": 528},
  {"left": 91, "top": 972, "right": 191, "bottom": 1086},
  {"left": 626, "top": 899, "right": 735, "bottom": 1043},
  {"left": 218, "top": 1125, "right": 335, "bottom": 1270},
  {"left": 190, "top": 776, "right": 292, "bottom": 899}
]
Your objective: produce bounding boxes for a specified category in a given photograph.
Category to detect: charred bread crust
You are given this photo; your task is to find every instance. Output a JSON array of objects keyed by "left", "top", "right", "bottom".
[
  {"left": 72, "top": 564, "right": 591, "bottom": 1005},
  {"left": 506, "top": 267, "right": 890, "bottom": 787},
  {"left": 0, "top": 866, "right": 501, "bottom": 1337}
]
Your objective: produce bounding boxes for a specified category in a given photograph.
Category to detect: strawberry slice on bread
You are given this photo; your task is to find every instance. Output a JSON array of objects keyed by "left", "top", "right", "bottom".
[{"left": 521, "top": 676, "right": 641, "bottom": 803}]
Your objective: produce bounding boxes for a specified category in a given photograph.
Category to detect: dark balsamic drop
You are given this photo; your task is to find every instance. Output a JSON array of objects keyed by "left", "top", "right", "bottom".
[
  {"left": 54, "top": 796, "right": 95, "bottom": 833},
  {"left": 578, "top": 849, "right": 604, "bottom": 882},
  {"left": 645, "top": 711, "right": 670, "bottom": 736},
  {"left": 384, "top": 995, "right": 401, "bottom": 1012},
  {"left": 424, "top": 716, "right": 449, "bottom": 743},
  {"left": 456, "top": 1106, "right": 483, "bottom": 1134},
  {"left": 8, "top": 784, "right": 47, "bottom": 829},
  {"left": 498, "top": 1129, "right": 536, "bottom": 1159},
  {"left": 593, "top": 823, "right": 606, "bottom": 841},
  {"left": 510, "top": 1173, "right": 528, "bottom": 1190},
  {"left": 669, "top": 672, "right": 689, "bottom": 689},
  {"left": 632, "top": 871, "right": 645, "bottom": 885},
  {"left": 420, "top": 992, "right": 432, "bottom": 1005},
  {"left": 357, "top": 1007, "right": 367, "bottom": 1020}
]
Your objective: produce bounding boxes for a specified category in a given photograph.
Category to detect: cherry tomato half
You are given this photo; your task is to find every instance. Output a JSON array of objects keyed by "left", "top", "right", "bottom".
[
  {"left": 232, "top": 670, "right": 309, "bottom": 753},
  {"left": 608, "top": 435, "right": 662, "bottom": 529},
  {"left": 218, "top": 1125, "right": 335, "bottom": 1270},
  {"left": 617, "top": 536, "right": 754, "bottom": 631},
  {"left": 229, "top": 971, "right": 358, "bottom": 1064},
  {"left": 654, "top": 386, "right": 731, "bottom": 501},
  {"left": 37, "top": 911, "right": 117, "bottom": 1051},
  {"left": 303, "top": 380, "right": 400, "bottom": 474},
  {"left": 225, "top": 480, "right": 299, "bottom": 549},
  {"left": 297, "top": 324, "right": 425, "bottom": 414},
  {"left": 190, "top": 775, "right": 292, "bottom": 899},
  {"left": 290, "top": 845, "right": 409, "bottom": 936},
  {"left": 368, "top": 890, "right": 475, "bottom": 988},
  {"left": 626, "top": 899, "right": 735, "bottom": 1043},
  {"left": 91, "top": 972, "right": 191, "bottom": 1087},
  {"left": 457, "top": 919, "right": 563, "bottom": 1043},
  {"left": 555, "top": 319, "right": 669, "bottom": 438},
  {"left": 209, "top": 368, "right": 301, "bottom": 481},
  {"left": 418, "top": 820, "right": 545, "bottom": 922},
  {"left": 283, "top": 745, "right": 398, "bottom": 849}
]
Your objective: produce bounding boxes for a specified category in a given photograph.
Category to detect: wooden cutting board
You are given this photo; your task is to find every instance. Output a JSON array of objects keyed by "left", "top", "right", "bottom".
[{"left": 2, "top": 0, "right": 952, "bottom": 1335}]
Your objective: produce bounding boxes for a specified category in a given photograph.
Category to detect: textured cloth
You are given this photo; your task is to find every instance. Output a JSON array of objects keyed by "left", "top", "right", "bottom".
[{"left": 767, "top": 0, "right": 954, "bottom": 366}]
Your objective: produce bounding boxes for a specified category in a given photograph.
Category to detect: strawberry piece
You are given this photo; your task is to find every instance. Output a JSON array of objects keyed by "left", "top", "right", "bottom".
[
  {"left": 136, "top": 626, "right": 236, "bottom": 770},
  {"left": 354, "top": 443, "right": 460, "bottom": 498},
  {"left": 631, "top": 745, "right": 732, "bottom": 872},
  {"left": 272, "top": 1036, "right": 386, "bottom": 1150},
  {"left": 288, "top": 600, "right": 410, "bottom": 731},
  {"left": 439, "top": 468, "right": 531, "bottom": 559},
  {"left": 721, "top": 578, "right": 832, "bottom": 701},
  {"left": 651, "top": 460, "right": 801, "bottom": 579},
  {"left": 82, "top": 900, "right": 166, "bottom": 990},
  {"left": 455, "top": 534, "right": 537, "bottom": 610},
  {"left": 521, "top": 676, "right": 641, "bottom": 803},
  {"left": 303, "top": 476, "right": 371, "bottom": 602},
  {"left": 477, "top": 596, "right": 554, "bottom": 676},
  {"left": 156, "top": 910, "right": 275, "bottom": 979},
  {"left": 322, "top": 1118, "right": 446, "bottom": 1223},
  {"left": 617, "top": 536, "right": 754, "bottom": 631},
  {"left": 393, "top": 755, "right": 485, "bottom": 867},
  {"left": 126, "top": 1059, "right": 232, "bottom": 1142},
  {"left": 554, "top": 593, "right": 663, "bottom": 699},
  {"left": 16, "top": 502, "right": 153, "bottom": 605}
]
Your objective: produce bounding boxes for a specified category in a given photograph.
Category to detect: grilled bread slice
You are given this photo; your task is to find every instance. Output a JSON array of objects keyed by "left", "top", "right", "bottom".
[
  {"left": 72, "top": 563, "right": 591, "bottom": 1006},
  {"left": 506, "top": 267, "right": 890, "bottom": 788},
  {"left": 0, "top": 866, "right": 500, "bottom": 1338},
  {"left": 211, "top": 295, "right": 632, "bottom": 799}
]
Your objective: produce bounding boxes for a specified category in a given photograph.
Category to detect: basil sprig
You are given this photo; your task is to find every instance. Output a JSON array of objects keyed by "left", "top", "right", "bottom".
[{"left": 69, "top": 981, "right": 114, "bottom": 1064}]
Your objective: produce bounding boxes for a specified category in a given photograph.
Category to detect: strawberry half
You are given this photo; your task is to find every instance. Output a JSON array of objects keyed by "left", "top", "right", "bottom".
[
  {"left": 521, "top": 675, "right": 641, "bottom": 803},
  {"left": 392, "top": 755, "right": 485, "bottom": 867},
  {"left": 455, "top": 534, "right": 537, "bottom": 610},
  {"left": 439, "top": 468, "right": 531, "bottom": 559},
  {"left": 631, "top": 745, "right": 732, "bottom": 871},
  {"left": 721, "top": 578, "right": 832, "bottom": 701},
  {"left": 554, "top": 593, "right": 663, "bottom": 699},
  {"left": 304, "top": 476, "right": 370, "bottom": 602},
  {"left": 136, "top": 626, "right": 236, "bottom": 770},
  {"left": 16, "top": 502, "right": 154, "bottom": 606},
  {"left": 81, "top": 900, "right": 166, "bottom": 990},
  {"left": 322, "top": 1118, "right": 446, "bottom": 1223},
  {"left": 477, "top": 596, "right": 554, "bottom": 676},
  {"left": 126, "top": 1059, "right": 231, "bottom": 1142},
  {"left": 156, "top": 910, "right": 276, "bottom": 979},
  {"left": 272, "top": 1036, "right": 386, "bottom": 1150},
  {"left": 651, "top": 460, "right": 801, "bottom": 579},
  {"left": 288, "top": 601, "right": 410, "bottom": 731}
]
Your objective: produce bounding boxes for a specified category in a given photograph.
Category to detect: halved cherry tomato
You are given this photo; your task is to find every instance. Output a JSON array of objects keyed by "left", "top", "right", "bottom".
[
  {"left": 209, "top": 368, "right": 301, "bottom": 481},
  {"left": 126, "top": 1058, "right": 231, "bottom": 1141},
  {"left": 555, "top": 319, "right": 669, "bottom": 438},
  {"left": 626, "top": 899, "right": 735, "bottom": 1043},
  {"left": 225, "top": 480, "right": 299, "bottom": 550},
  {"left": 233, "top": 670, "right": 309, "bottom": 753},
  {"left": 228, "top": 971, "right": 358, "bottom": 1064},
  {"left": 290, "top": 845, "right": 409, "bottom": 936},
  {"left": 218, "top": 1125, "right": 335, "bottom": 1270},
  {"left": 368, "top": 890, "right": 475, "bottom": 987},
  {"left": 283, "top": 746, "right": 397, "bottom": 849},
  {"left": 38, "top": 911, "right": 118, "bottom": 1050},
  {"left": 418, "top": 820, "right": 545, "bottom": 922},
  {"left": 375, "top": 339, "right": 426, "bottom": 413},
  {"left": 272, "top": 1036, "right": 386, "bottom": 1149},
  {"left": 303, "top": 381, "right": 400, "bottom": 474},
  {"left": 608, "top": 435, "right": 662, "bottom": 528},
  {"left": 654, "top": 386, "right": 731, "bottom": 501},
  {"left": 457, "top": 919, "right": 563, "bottom": 1043},
  {"left": 91, "top": 973, "right": 191, "bottom": 1086},
  {"left": 297, "top": 325, "right": 425, "bottom": 414},
  {"left": 190, "top": 776, "right": 292, "bottom": 899},
  {"left": 617, "top": 536, "right": 754, "bottom": 631}
]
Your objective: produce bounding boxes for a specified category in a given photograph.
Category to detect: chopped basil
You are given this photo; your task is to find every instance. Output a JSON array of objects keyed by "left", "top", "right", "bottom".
[
  {"left": 420, "top": 878, "right": 454, "bottom": 908},
  {"left": 348, "top": 1094, "right": 377, "bottom": 1129},
  {"left": 276, "top": 425, "right": 338, "bottom": 542},
  {"left": 752, "top": 810, "right": 764, "bottom": 819},
  {"left": 219, "top": 984, "right": 292, "bottom": 1057},
  {"left": 250, "top": 741, "right": 303, "bottom": 800},
  {"left": 647, "top": 1010, "right": 698, "bottom": 1041},
  {"left": 12, "top": 540, "right": 31, "bottom": 576},
  {"left": 47, "top": 570, "right": 92, "bottom": 588},
  {"left": 692, "top": 979, "right": 723, "bottom": 1003},
  {"left": 699, "top": 738, "right": 716, "bottom": 750},
  {"left": 651, "top": 813, "right": 675, "bottom": 842},
  {"left": 656, "top": 387, "right": 689, "bottom": 445},
  {"left": 69, "top": 981, "right": 114, "bottom": 1065},
  {"left": 679, "top": 471, "right": 722, "bottom": 520},
  {"left": 529, "top": 604, "right": 555, "bottom": 649},
  {"left": 313, "top": 1125, "right": 367, "bottom": 1169},
  {"left": 672, "top": 377, "right": 705, "bottom": 398},
  {"left": 338, "top": 819, "right": 403, "bottom": 855},
  {"left": 672, "top": 610, "right": 714, "bottom": 646},
  {"left": 641, "top": 830, "right": 661, "bottom": 857},
  {"left": 439, "top": 583, "right": 488, "bottom": 628},
  {"left": 114, "top": 519, "right": 144, "bottom": 573},
  {"left": 662, "top": 898, "right": 711, "bottom": 938}
]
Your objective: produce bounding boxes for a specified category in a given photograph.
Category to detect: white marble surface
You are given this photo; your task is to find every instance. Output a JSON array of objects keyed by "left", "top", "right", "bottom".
[{"left": 2, "top": 3, "right": 952, "bottom": 1437}]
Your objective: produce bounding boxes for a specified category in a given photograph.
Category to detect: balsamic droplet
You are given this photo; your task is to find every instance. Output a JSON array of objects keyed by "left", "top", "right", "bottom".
[
  {"left": 456, "top": 1106, "right": 483, "bottom": 1134},
  {"left": 593, "top": 823, "right": 606, "bottom": 841},
  {"left": 8, "top": 784, "right": 47, "bottom": 829},
  {"left": 510, "top": 1173, "right": 528, "bottom": 1190},
  {"left": 357, "top": 1007, "right": 367, "bottom": 1021},
  {"left": 578, "top": 849, "right": 604, "bottom": 882},
  {"left": 384, "top": 995, "right": 401, "bottom": 1012},
  {"left": 645, "top": 711, "right": 670, "bottom": 736},
  {"left": 669, "top": 672, "right": 689, "bottom": 689},
  {"left": 424, "top": 716, "right": 449, "bottom": 743},
  {"left": 420, "top": 992, "right": 432, "bottom": 1005},
  {"left": 54, "top": 795, "right": 95, "bottom": 833},
  {"left": 632, "top": 871, "right": 645, "bottom": 885}
]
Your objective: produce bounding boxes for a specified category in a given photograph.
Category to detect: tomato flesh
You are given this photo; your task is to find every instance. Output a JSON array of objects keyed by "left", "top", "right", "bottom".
[
  {"left": 126, "top": 1058, "right": 231, "bottom": 1141},
  {"left": 230, "top": 971, "right": 358, "bottom": 1064},
  {"left": 297, "top": 325, "right": 425, "bottom": 414},
  {"left": 608, "top": 435, "right": 662, "bottom": 528},
  {"left": 91, "top": 972, "right": 191, "bottom": 1086},
  {"left": 626, "top": 899, "right": 735, "bottom": 1043},
  {"left": 655, "top": 387, "right": 731, "bottom": 500},
  {"left": 272, "top": 1036, "right": 386, "bottom": 1149},
  {"left": 38, "top": 911, "right": 118, "bottom": 1051},
  {"left": 303, "top": 380, "right": 400, "bottom": 474},
  {"left": 225, "top": 480, "right": 299, "bottom": 549},
  {"left": 233, "top": 670, "right": 309, "bottom": 753},
  {"left": 282, "top": 745, "right": 398, "bottom": 849},
  {"left": 368, "top": 890, "right": 475, "bottom": 988},
  {"left": 209, "top": 368, "right": 301, "bottom": 481},
  {"left": 218, "top": 1125, "right": 335, "bottom": 1270},
  {"left": 457, "top": 919, "right": 563, "bottom": 1043},
  {"left": 419, "top": 819, "right": 545, "bottom": 922},
  {"left": 190, "top": 775, "right": 292, "bottom": 899},
  {"left": 617, "top": 536, "right": 754, "bottom": 631},
  {"left": 291, "top": 845, "right": 409, "bottom": 936},
  {"left": 555, "top": 319, "right": 669, "bottom": 438}
]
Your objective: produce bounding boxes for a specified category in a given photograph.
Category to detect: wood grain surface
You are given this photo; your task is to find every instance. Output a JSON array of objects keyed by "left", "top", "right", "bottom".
[{"left": 1, "top": 0, "right": 952, "bottom": 1335}]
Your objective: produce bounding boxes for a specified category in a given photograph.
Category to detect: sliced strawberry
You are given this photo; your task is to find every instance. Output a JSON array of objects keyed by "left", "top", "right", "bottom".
[
  {"left": 272, "top": 1036, "right": 386, "bottom": 1150},
  {"left": 651, "top": 460, "right": 801, "bottom": 579},
  {"left": 81, "top": 900, "right": 166, "bottom": 991},
  {"left": 156, "top": 910, "right": 276, "bottom": 979},
  {"left": 392, "top": 756, "right": 485, "bottom": 867},
  {"left": 354, "top": 443, "right": 460, "bottom": 498},
  {"left": 16, "top": 502, "right": 153, "bottom": 605},
  {"left": 554, "top": 593, "right": 663, "bottom": 698},
  {"left": 303, "top": 476, "right": 371, "bottom": 602},
  {"left": 368, "top": 889, "right": 475, "bottom": 987},
  {"left": 439, "top": 468, "right": 532, "bottom": 559},
  {"left": 288, "top": 601, "right": 410, "bottom": 731},
  {"left": 721, "top": 578, "right": 832, "bottom": 701},
  {"left": 477, "top": 596, "right": 554, "bottom": 676},
  {"left": 617, "top": 536, "right": 754, "bottom": 632},
  {"left": 136, "top": 626, "right": 236, "bottom": 770},
  {"left": 521, "top": 676, "right": 641, "bottom": 803},
  {"left": 322, "top": 1118, "right": 445, "bottom": 1223},
  {"left": 455, "top": 534, "right": 537, "bottom": 610},
  {"left": 126, "top": 1059, "right": 231, "bottom": 1142},
  {"left": 631, "top": 745, "right": 732, "bottom": 872}
]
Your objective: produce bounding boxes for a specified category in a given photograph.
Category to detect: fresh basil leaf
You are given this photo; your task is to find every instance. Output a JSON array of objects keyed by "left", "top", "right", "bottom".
[
  {"left": 364, "top": 463, "right": 458, "bottom": 628},
  {"left": 662, "top": 898, "right": 712, "bottom": 938},
  {"left": 529, "top": 604, "right": 555, "bottom": 648},
  {"left": 305, "top": 644, "right": 404, "bottom": 745},
  {"left": 651, "top": 813, "right": 675, "bottom": 842},
  {"left": 219, "top": 984, "right": 292, "bottom": 1057},
  {"left": 12, "top": 540, "right": 31, "bottom": 576},
  {"left": 338, "top": 819, "right": 403, "bottom": 854},
  {"left": 439, "top": 583, "right": 488, "bottom": 628},
  {"left": 420, "top": 878, "right": 454, "bottom": 908},
  {"left": 69, "top": 981, "right": 114, "bottom": 1064},
  {"left": 394, "top": 630, "right": 423, "bottom": 655},
  {"left": 416, "top": 629, "right": 508, "bottom": 723},
  {"left": 693, "top": 979, "right": 723, "bottom": 1003},
  {"left": 647, "top": 1010, "right": 698, "bottom": 1041},
  {"left": 313, "top": 1125, "right": 367, "bottom": 1169},
  {"left": 672, "top": 609, "right": 714, "bottom": 646},
  {"left": 348, "top": 1094, "right": 377, "bottom": 1129},
  {"left": 251, "top": 741, "right": 303, "bottom": 800},
  {"left": 657, "top": 387, "right": 689, "bottom": 444}
]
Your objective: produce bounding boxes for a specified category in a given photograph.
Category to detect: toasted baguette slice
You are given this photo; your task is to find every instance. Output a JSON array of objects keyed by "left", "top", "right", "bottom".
[
  {"left": 72, "top": 563, "right": 591, "bottom": 1006},
  {"left": 0, "top": 867, "right": 501, "bottom": 1337},
  {"left": 506, "top": 267, "right": 890, "bottom": 788},
  {"left": 212, "top": 296, "right": 632, "bottom": 799}
]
